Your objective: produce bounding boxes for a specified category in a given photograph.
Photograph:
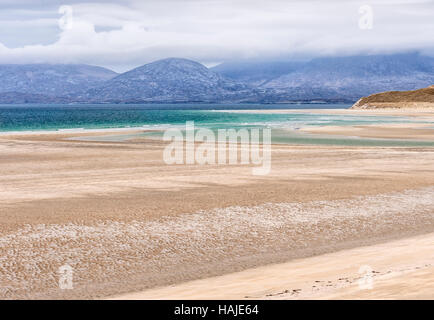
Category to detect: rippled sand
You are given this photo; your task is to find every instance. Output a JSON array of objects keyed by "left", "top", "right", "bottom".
[
  {"left": 0, "top": 127, "right": 433, "bottom": 299},
  {"left": 111, "top": 232, "right": 434, "bottom": 300}
]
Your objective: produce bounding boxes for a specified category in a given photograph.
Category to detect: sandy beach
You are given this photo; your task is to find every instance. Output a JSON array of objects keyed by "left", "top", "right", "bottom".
[
  {"left": 0, "top": 109, "right": 434, "bottom": 300},
  {"left": 111, "top": 232, "right": 434, "bottom": 300},
  {"left": 301, "top": 123, "right": 434, "bottom": 141}
]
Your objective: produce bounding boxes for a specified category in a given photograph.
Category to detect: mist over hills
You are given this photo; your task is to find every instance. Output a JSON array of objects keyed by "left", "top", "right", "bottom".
[
  {"left": 210, "top": 60, "right": 305, "bottom": 87},
  {"left": 0, "top": 53, "right": 433, "bottom": 104},
  {"left": 261, "top": 53, "right": 434, "bottom": 101}
]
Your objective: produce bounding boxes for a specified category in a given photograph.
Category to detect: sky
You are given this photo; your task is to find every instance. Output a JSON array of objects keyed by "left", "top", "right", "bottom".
[{"left": 0, "top": 0, "right": 433, "bottom": 72}]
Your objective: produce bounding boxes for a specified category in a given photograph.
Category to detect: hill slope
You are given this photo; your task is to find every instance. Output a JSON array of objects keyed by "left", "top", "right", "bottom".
[
  {"left": 351, "top": 85, "right": 434, "bottom": 109},
  {"left": 261, "top": 53, "right": 434, "bottom": 101},
  {"left": 0, "top": 53, "right": 433, "bottom": 104},
  {"left": 84, "top": 58, "right": 252, "bottom": 103},
  {"left": 0, "top": 64, "right": 118, "bottom": 98},
  {"left": 211, "top": 60, "right": 304, "bottom": 87}
]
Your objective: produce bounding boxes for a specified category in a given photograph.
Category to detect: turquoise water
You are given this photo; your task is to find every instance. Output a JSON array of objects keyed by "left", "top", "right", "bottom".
[
  {"left": 1, "top": 103, "right": 433, "bottom": 147},
  {"left": 0, "top": 103, "right": 350, "bottom": 132}
]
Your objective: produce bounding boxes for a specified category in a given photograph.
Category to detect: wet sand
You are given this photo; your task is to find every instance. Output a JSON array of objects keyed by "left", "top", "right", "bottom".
[
  {"left": 1, "top": 116, "right": 434, "bottom": 299},
  {"left": 301, "top": 123, "right": 434, "bottom": 141}
]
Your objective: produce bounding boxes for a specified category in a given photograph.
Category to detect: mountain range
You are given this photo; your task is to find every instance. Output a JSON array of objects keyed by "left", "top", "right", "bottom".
[
  {"left": 259, "top": 54, "right": 434, "bottom": 101},
  {"left": 0, "top": 53, "right": 433, "bottom": 104}
]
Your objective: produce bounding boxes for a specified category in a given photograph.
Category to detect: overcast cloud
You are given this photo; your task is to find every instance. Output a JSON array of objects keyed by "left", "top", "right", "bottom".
[{"left": 0, "top": 0, "right": 433, "bottom": 72}]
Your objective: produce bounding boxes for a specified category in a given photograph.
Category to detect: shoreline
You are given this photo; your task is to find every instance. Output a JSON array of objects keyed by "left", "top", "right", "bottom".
[
  {"left": 1, "top": 108, "right": 434, "bottom": 138},
  {"left": 0, "top": 126, "right": 156, "bottom": 137},
  {"left": 217, "top": 108, "right": 434, "bottom": 119}
]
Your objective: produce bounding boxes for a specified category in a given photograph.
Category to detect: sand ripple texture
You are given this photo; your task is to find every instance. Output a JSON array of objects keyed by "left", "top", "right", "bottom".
[{"left": 1, "top": 187, "right": 434, "bottom": 299}]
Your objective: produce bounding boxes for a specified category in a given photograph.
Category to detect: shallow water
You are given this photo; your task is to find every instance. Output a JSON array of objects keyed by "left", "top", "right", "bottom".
[
  {"left": 0, "top": 103, "right": 348, "bottom": 132},
  {"left": 1, "top": 103, "right": 433, "bottom": 146}
]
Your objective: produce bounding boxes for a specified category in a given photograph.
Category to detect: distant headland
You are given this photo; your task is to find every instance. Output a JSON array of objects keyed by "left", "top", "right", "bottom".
[{"left": 351, "top": 85, "right": 434, "bottom": 109}]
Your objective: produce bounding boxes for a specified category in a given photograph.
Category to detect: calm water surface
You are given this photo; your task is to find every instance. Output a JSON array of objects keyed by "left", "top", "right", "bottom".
[{"left": 1, "top": 103, "right": 433, "bottom": 147}]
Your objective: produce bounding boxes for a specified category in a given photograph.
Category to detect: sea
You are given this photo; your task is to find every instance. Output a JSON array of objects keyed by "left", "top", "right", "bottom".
[{"left": 1, "top": 103, "right": 433, "bottom": 147}]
